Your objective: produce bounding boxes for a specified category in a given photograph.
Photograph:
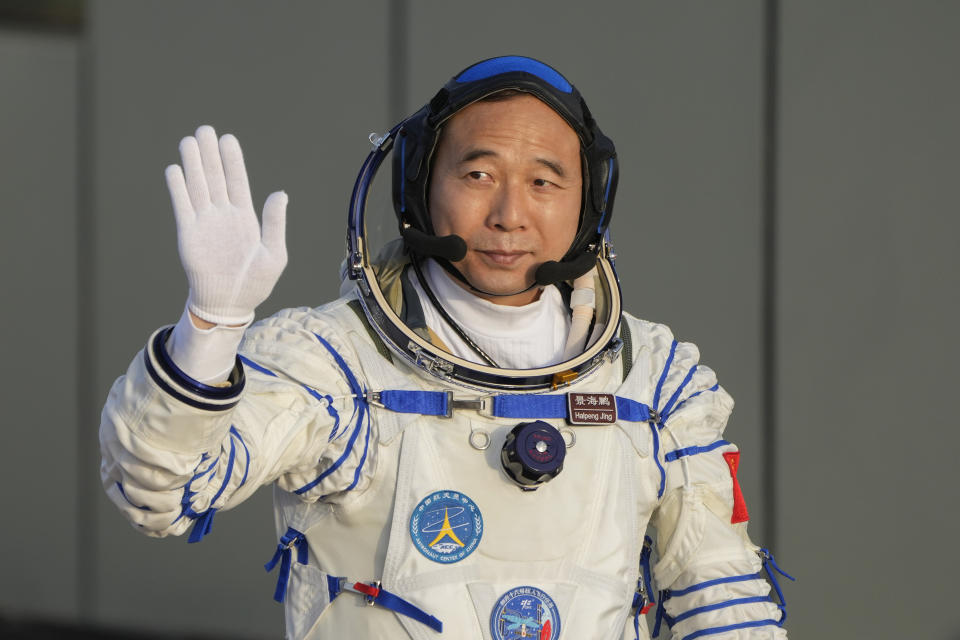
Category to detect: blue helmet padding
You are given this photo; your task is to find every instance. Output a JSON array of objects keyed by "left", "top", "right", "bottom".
[{"left": 455, "top": 56, "right": 573, "bottom": 94}]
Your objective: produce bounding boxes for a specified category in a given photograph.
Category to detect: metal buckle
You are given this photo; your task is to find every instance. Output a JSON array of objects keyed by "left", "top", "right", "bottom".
[
  {"left": 366, "top": 391, "right": 385, "bottom": 408},
  {"left": 348, "top": 251, "right": 364, "bottom": 279},
  {"left": 450, "top": 395, "right": 491, "bottom": 417},
  {"left": 365, "top": 581, "right": 381, "bottom": 605},
  {"left": 436, "top": 390, "right": 492, "bottom": 419},
  {"left": 603, "top": 241, "right": 617, "bottom": 260},
  {"left": 343, "top": 579, "right": 381, "bottom": 606},
  {"left": 407, "top": 342, "right": 455, "bottom": 376},
  {"left": 605, "top": 337, "right": 624, "bottom": 362}
]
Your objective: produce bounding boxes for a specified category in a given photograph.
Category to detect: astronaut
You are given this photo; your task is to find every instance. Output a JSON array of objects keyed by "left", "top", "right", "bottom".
[{"left": 100, "top": 56, "right": 791, "bottom": 639}]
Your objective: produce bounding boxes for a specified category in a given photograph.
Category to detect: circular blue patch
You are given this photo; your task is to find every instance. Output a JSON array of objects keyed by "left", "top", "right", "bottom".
[
  {"left": 490, "top": 586, "right": 561, "bottom": 640},
  {"left": 409, "top": 490, "right": 483, "bottom": 563}
]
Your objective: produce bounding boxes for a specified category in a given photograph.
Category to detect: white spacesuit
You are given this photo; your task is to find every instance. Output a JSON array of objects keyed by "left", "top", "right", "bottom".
[{"left": 100, "top": 56, "right": 791, "bottom": 640}]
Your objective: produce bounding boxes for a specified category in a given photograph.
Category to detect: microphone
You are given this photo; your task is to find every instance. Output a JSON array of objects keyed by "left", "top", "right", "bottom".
[
  {"left": 401, "top": 226, "right": 467, "bottom": 262},
  {"left": 402, "top": 226, "right": 598, "bottom": 291},
  {"left": 534, "top": 251, "right": 597, "bottom": 286}
]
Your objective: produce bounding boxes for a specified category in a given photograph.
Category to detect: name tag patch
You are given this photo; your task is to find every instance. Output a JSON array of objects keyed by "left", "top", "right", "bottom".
[{"left": 567, "top": 392, "right": 617, "bottom": 425}]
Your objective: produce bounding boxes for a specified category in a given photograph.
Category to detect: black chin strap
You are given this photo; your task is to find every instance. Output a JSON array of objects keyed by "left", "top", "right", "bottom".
[
  {"left": 409, "top": 258, "right": 500, "bottom": 367},
  {"left": 401, "top": 226, "right": 598, "bottom": 295}
]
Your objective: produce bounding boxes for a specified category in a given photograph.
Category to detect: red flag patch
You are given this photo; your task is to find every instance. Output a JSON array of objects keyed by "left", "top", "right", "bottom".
[{"left": 722, "top": 451, "right": 750, "bottom": 524}]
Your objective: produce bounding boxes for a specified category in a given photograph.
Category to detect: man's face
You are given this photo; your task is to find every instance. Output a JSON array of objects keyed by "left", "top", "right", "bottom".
[{"left": 428, "top": 94, "right": 582, "bottom": 306}]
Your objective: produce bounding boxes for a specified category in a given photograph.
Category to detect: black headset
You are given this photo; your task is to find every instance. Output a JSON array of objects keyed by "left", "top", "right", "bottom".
[{"left": 391, "top": 56, "right": 619, "bottom": 290}]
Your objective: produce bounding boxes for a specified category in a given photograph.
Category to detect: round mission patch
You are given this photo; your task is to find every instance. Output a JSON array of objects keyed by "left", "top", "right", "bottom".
[
  {"left": 409, "top": 490, "right": 483, "bottom": 563},
  {"left": 490, "top": 586, "right": 561, "bottom": 640}
]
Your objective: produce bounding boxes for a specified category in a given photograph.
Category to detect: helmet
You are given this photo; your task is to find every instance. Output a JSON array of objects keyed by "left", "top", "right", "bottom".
[
  {"left": 392, "top": 55, "right": 619, "bottom": 287},
  {"left": 345, "top": 56, "right": 623, "bottom": 391}
]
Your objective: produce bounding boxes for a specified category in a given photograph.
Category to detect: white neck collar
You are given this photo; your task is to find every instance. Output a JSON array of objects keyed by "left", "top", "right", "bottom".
[{"left": 411, "top": 260, "right": 571, "bottom": 369}]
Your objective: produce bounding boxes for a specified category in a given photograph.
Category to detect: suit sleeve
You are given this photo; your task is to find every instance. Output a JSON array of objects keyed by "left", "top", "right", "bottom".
[
  {"left": 99, "top": 309, "right": 375, "bottom": 539},
  {"left": 648, "top": 333, "right": 790, "bottom": 639}
]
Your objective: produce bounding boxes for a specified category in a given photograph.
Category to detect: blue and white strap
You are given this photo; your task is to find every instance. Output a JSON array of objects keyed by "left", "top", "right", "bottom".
[
  {"left": 328, "top": 577, "right": 443, "bottom": 633},
  {"left": 264, "top": 527, "right": 309, "bottom": 603},
  {"left": 374, "top": 389, "right": 658, "bottom": 423}
]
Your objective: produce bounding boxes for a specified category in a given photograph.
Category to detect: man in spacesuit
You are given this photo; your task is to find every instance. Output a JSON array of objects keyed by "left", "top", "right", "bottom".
[{"left": 100, "top": 56, "right": 791, "bottom": 639}]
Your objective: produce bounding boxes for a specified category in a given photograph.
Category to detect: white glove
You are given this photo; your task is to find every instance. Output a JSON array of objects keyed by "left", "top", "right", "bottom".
[{"left": 165, "top": 125, "right": 288, "bottom": 326}]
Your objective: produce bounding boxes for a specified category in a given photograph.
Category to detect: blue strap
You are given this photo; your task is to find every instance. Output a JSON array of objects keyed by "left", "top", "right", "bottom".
[
  {"left": 327, "top": 574, "right": 342, "bottom": 601},
  {"left": 188, "top": 508, "right": 217, "bottom": 543},
  {"left": 494, "top": 393, "right": 655, "bottom": 421},
  {"left": 332, "top": 578, "right": 443, "bottom": 633},
  {"left": 640, "top": 536, "right": 656, "bottom": 609},
  {"left": 617, "top": 396, "right": 655, "bottom": 422},
  {"left": 491, "top": 394, "right": 652, "bottom": 422},
  {"left": 371, "top": 584, "right": 443, "bottom": 633},
  {"left": 380, "top": 389, "right": 449, "bottom": 415},
  {"left": 264, "top": 527, "right": 308, "bottom": 603},
  {"left": 375, "top": 389, "right": 657, "bottom": 422},
  {"left": 633, "top": 536, "right": 657, "bottom": 640},
  {"left": 760, "top": 548, "right": 795, "bottom": 623},
  {"left": 492, "top": 394, "right": 568, "bottom": 418},
  {"left": 664, "top": 439, "right": 730, "bottom": 462}
]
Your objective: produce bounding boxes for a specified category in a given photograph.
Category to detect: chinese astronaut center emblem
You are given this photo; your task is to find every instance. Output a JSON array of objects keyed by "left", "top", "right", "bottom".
[{"left": 409, "top": 490, "right": 483, "bottom": 563}]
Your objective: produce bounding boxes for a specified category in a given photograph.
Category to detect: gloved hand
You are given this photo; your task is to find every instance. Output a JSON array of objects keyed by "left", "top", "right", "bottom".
[{"left": 165, "top": 125, "right": 288, "bottom": 326}]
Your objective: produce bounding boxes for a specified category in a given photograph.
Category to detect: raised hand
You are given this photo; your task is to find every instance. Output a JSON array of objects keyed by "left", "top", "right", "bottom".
[{"left": 165, "top": 125, "right": 288, "bottom": 326}]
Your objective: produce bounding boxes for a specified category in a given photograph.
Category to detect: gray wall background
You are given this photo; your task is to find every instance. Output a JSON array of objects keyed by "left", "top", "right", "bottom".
[{"left": 1, "top": 1, "right": 956, "bottom": 638}]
